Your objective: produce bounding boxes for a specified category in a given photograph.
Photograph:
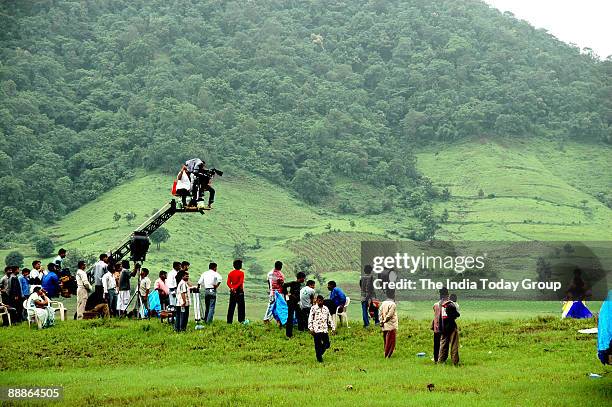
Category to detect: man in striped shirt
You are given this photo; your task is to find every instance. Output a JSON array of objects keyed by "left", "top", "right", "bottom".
[{"left": 308, "top": 295, "right": 336, "bottom": 362}]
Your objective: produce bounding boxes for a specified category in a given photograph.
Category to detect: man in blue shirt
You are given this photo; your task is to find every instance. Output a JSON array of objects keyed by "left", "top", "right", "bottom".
[
  {"left": 325, "top": 280, "right": 346, "bottom": 315},
  {"left": 18, "top": 268, "right": 30, "bottom": 297},
  {"left": 41, "top": 265, "right": 60, "bottom": 298}
]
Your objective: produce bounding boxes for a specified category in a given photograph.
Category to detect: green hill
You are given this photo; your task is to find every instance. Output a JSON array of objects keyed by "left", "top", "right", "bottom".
[
  {"left": 1, "top": 0, "right": 611, "bottom": 239},
  {"left": 418, "top": 138, "right": 611, "bottom": 241}
]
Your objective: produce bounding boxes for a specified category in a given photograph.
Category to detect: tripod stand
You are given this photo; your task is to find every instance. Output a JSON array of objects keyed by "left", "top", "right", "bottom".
[{"left": 191, "top": 288, "right": 205, "bottom": 329}]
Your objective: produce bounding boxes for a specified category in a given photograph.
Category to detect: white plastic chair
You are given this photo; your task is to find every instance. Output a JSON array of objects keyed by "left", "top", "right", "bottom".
[
  {"left": 335, "top": 297, "right": 350, "bottom": 328},
  {"left": 50, "top": 300, "right": 66, "bottom": 321},
  {"left": 24, "top": 299, "right": 42, "bottom": 329},
  {"left": 0, "top": 303, "right": 11, "bottom": 326}
]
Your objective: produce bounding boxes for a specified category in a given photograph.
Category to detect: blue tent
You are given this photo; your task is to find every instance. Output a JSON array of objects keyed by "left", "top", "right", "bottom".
[{"left": 598, "top": 290, "right": 612, "bottom": 364}]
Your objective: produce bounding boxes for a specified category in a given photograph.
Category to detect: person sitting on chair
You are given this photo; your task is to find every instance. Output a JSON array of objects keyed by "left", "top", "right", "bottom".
[
  {"left": 28, "top": 287, "right": 55, "bottom": 328},
  {"left": 324, "top": 281, "right": 347, "bottom": 315}
]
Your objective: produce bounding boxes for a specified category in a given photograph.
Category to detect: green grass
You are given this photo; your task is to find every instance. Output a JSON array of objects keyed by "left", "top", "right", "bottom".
[{"left": 0, "top": 316, "right": 609, "bottom": 406}]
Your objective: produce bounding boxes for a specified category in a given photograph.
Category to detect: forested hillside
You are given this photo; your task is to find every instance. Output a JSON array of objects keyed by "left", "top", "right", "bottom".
[{"left": 1, "top": 0, "right": 610, "bottom": 240}]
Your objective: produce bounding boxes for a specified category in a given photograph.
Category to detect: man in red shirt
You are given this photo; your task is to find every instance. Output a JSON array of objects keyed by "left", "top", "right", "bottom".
[{"left": 226, "top": 259, "right": 245, "bottom": 323}]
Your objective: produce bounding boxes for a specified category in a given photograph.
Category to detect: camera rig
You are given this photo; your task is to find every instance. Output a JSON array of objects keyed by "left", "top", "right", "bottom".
[{"left": 110, "top": 199, "right": 207, "bottom": 265}]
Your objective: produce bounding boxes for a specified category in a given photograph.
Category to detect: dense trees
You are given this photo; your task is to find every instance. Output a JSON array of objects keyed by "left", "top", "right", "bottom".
[{"left": 1, "top": 0, "right": 609, "bottom": 240}]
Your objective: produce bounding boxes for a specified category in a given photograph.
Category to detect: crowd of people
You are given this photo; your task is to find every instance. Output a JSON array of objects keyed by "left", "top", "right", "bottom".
[
  {"left": 0, "top": 251, "right": 461, "bottom": 365},
  {"left": 0, "top": 249, "right": 68, "bottom": 326}
]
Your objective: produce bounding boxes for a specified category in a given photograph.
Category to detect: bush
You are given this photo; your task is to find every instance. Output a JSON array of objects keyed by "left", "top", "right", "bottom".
[
  {"left": 5, "top": 251, "right": 24, "bottom": 267},
  {"left": 34, "top": 237, "right": 55, "bottom": 258}
]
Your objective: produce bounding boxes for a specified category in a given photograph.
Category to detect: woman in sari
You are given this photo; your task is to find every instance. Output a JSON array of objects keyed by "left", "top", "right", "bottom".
[{"left": 28, "top": 287, "right": 55, "bottom": 328}]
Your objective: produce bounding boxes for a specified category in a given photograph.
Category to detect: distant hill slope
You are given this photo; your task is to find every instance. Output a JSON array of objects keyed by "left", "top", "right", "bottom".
[{"left": 417, "top": 138, "right": 611, "bottom": 241}]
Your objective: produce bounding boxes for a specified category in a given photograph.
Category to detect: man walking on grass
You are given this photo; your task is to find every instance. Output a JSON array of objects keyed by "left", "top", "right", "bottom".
[
  {"left": 227, "top": 260, "right": 245, "bottom": 324},
  {"left": 438, "top": 287, "right": 460, "bottom": 366},
  {"left": 432, "top": 287, "right": 447, "bottom": 363},
  {"left": 308, "top": 295, "right": 336, "bottom": 362},
  {"left": 380, "top": 296, "right": 398, "bottom": 358}
]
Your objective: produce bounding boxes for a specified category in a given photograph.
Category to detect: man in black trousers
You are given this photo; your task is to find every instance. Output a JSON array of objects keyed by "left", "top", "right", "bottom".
[
  {"left": 308, "top": 295, "right": 336, "bottom": 362},
  {"left": 282, "top": 272, "right": 306, "bottom": 338}
]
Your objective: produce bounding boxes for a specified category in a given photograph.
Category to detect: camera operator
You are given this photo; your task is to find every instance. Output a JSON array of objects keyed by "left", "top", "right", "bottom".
[{"left": 190, "top": 161, "right": 222, "bottom": 209}]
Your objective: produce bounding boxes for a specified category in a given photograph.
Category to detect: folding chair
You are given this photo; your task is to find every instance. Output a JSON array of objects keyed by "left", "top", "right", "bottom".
[
  {"left": 24, "top": 299, "right": 42, "bottom": 329},
  {"left": 334, "top": 296, "right": 350, "bottom": 328},
  {"left": 50, "top": 300, "right": 66, "bottom": 321},
  {"left": 0, "top": 303, "right": 11, "bottom": 326}
]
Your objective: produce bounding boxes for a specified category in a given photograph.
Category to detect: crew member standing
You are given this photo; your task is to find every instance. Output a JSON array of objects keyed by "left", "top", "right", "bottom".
[
  {"left": 226, "top": 260, "right": 245, "bottom": 324},
  {"left": 75, "top": 261, "right": 91, "bottom": 320},
  {"left": 175, "top": 272, "right": 191, "bottom": 332},
  {"left": 92, "top": 254, "right": 109, "bottom": 305},
  {"left": 282, "top": 272, "right": 306, "bottom": 337},
  {"left": 380, "top": 296, "right": 398, "bottom": 358},
  {"left": 198, "top": 263, "right": 222, "bottom": 323}
]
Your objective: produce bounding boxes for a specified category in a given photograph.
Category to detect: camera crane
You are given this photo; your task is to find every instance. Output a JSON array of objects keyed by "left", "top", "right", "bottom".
[
  {"left": 104, "top": 199, "right": 207, "bottom": 319},
  {"left": 110, "top": 199, "right": 207, "bottom": 265}
]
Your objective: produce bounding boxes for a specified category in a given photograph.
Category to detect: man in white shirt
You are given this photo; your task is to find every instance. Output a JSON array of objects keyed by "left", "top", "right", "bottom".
[
  {"left": 29, "top": 260, "right": 42, "bottom": 285},
  {"left": 75, "top": 260, "right": 92, "bottom": 319},
  {"left": 92, "top": 253, "right": 109, "bottom": 305},
  {"left": 167, "top": 261, "right": 180, "bottom": 307},
  {"left": 139, "top": 268, "right": 151, "bottom": 319},
  {"left": 308, "top": 295, "right": 336, "bottom": 362},
  {"left": 53, "top": 248, "right": 67, "bottom": 270},
  {"left": 197, "top": 262, "right": 222, "bottom": 323},
  {"left": 102, "top": 264, "right": 118, "bottom": 317},
  {"left": 300, "top": 280, "right": 316, "bottom": 331},
  {"left": 175, "top": 272, "right": 191, "bottom": 332}
]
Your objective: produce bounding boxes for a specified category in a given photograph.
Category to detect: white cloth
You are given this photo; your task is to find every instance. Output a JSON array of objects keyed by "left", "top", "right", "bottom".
[
  {"left": 198, "top": 269, "right": 222, "bottom": 289},
  {"left": 117, "top": 290, "right": 130, "bottom": 311},
  {"left": 185, "top": 158, "right": 203, "bottom": 173},
  {"left": 30, "top": 269, "right": 40, "bottom": 280},
  {"left": 102, "top": 272, "right": 117, "bottom": 294},
  {"left": 176, "top": 171, "right": 192, "bottom": 190},
  {"left": 28, "top": 292, "right": 55, "bottom": 327}
]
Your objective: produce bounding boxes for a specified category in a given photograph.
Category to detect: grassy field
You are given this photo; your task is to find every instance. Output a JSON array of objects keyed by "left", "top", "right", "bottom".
[{"left": 0, "top": 315, "right": 609, "bottom": 406}]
